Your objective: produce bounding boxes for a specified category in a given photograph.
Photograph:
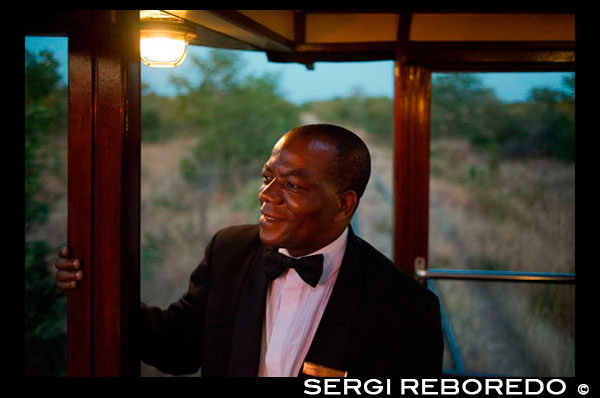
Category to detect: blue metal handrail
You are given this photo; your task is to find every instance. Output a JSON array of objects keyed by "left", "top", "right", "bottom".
[
  {"left": 415, "top": 268, "right": 575, "bottom": 284},
  {"left": 372, "top": 174, "right": 575, "bottom": 375},
  {"left": 426, "top": 279, "right": 465, "bottom": 373}
]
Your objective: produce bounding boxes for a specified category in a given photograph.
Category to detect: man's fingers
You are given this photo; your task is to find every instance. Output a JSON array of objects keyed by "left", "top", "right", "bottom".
[
  {"left": 55, "top": 247, "right": 83, "bottom": 291},
  {"left": 55, "top": 269, "right": 84, "bottom": 281},
  {"left": 59, "top": 246, "right": 70, "bottom": 257},
  {"left": 58, "top": 280, "right": 78, "bottom": 291},
  {"left": 58, "top": 247, "right": 80, "bottom": 268},
  {"left": 55, "top": 258, "right": 80, "bottom": 271}
]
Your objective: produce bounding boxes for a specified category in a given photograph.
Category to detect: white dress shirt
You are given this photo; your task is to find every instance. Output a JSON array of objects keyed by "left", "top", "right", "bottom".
[{"left": 258, "top": 227, "right": 349, "bottom": 377}]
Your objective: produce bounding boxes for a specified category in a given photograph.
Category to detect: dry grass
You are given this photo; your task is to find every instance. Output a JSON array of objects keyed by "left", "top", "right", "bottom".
[
  {"left": 140, "top": 137, "right": 260, "bottom": 376},
  {"left": 351, "top": 125, "right": 394, "bottom": 259},
  {"left": 28, "top": 118, "right": 574, "bottom": 377},
  {"left": 140, "top": 137, "right": 259, "bottom": 306},
  {"left": 428, "top": 137, "right": 574, "bottom": 376}
]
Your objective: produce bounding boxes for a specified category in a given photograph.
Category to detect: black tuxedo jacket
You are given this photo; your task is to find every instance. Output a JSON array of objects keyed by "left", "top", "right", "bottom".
[{"left": 138, "top": 224, "right": 443, "bottom": 377}]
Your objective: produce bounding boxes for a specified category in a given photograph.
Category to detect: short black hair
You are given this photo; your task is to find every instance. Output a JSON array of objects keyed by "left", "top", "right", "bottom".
[{"left": 288, "top": 124, "right": 371, "bottom": 200}]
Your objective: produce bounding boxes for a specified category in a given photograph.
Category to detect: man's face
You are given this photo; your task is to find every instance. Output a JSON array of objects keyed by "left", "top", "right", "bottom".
[{"left": 258, "top": 133, "right": 342, "bottom": 257}]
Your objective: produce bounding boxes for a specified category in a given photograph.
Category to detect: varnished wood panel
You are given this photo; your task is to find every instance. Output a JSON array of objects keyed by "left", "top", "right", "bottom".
[
  {"left": 67, "top": 9, "right": 94, "bottom": 377},
  {"left": 393, "top": 60, "right": 431, "bottom": 277},
  {"left": 267, "top": 40, "right": 574, "bottom": 72},
  {"left": 66, "top": 9, "right": 140, "bottom": 377}
]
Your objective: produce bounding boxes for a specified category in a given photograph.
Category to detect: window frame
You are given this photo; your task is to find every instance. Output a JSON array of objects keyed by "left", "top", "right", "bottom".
[{"left": 392, "top": 56, "right": 575, "bottom": 375}]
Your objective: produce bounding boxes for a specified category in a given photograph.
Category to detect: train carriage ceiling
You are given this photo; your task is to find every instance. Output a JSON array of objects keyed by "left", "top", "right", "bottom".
[
  {"left": 161, "top": 10, "right": 575, "bottom": 71},
  {"left": 24, "top": 10, "right": 575, "bottom": 71}
]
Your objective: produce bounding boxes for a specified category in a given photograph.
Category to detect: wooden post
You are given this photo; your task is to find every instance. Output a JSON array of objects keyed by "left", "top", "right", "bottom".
[
  {"left": 67, "top": 10, "right": 141, "bottom": 376},
  {"left": 393, "top": 57, "right": 431, "bottom": 278}
]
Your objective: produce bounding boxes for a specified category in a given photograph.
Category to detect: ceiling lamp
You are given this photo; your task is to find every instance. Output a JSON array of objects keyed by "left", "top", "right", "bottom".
[{"left": 140, "top": 10, "right": 197, "bottom": 68}]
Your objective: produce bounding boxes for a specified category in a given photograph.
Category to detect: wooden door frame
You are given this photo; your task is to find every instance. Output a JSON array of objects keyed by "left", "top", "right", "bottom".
[
  {"left": 391, "top": 51, "right": 575, "bottom": 277},
  {"left": 66, "top": 10, "right": 141, "bottom": 377}
]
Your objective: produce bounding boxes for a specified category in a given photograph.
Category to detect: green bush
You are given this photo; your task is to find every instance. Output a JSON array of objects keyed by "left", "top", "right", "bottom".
[
  {"left": 141, "top": 231, "right": 174, "bottom": 280},
  {"left": 25, "top": 241, "right": 67, "bottom": 376},
  {"left": 173, "top": 50, "right": 300, "bottom": 191},
  {"left": 302, "top": 90, "right": 393, "bottom": 144},
  {"left": 25, "top": 49, "right": 67, "bottom": 376},
  {"left": 431, "top": 73, "right": 574, "bottom": 163}
]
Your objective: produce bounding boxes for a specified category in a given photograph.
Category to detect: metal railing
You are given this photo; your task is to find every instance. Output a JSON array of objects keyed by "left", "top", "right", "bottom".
[
  {"left": 372, "top": 175, "right": 576, "bottom": 374},
  {"left": 415, "top": 258, "right": 575, "bottom": 373},
  {"left": 414, "top": 262, "right": 575, "bottom": 285},
  {"left": 426, "top": 279, "right": 465, "bottom": 373}
]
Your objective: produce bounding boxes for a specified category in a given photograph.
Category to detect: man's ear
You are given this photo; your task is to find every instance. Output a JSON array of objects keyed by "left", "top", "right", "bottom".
[{"left": 334, "top": 191, "right": 358, "bottom": 223}]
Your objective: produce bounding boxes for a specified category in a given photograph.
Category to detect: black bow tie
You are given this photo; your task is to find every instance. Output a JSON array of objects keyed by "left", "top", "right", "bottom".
[{"left": 263, "top": 247, "right": 324, "bottom": 288}]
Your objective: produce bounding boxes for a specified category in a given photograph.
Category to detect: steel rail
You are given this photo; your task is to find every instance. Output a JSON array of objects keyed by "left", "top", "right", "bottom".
[{"left": 415, "top": 267, "right": 575, "bottom": 284}]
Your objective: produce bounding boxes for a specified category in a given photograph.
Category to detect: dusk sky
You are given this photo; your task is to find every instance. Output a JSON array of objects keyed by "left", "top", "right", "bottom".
[{"left": 25, "top": 36, "right": 573, "bottom": 104}]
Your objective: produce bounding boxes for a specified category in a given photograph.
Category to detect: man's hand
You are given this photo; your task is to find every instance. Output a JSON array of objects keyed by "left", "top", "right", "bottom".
[{"left": 55, "top": 246, "right": 84, "bottom": 291}]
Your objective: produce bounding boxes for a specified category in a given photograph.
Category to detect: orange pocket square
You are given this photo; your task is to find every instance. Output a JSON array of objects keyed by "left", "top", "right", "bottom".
[{"left": 302, "top": 361, "right": 348, "bottom": 377}]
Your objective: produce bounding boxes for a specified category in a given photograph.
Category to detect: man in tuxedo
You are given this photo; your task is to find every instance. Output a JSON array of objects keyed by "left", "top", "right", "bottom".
[{"left": 55, "top": 124, "right": 443, "bottom": 377}]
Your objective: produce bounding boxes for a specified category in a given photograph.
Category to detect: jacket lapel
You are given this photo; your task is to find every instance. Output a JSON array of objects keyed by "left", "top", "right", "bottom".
[
  {"left": 227, "top": 245, "right": 270, "bottom": 376},
  {"left": 300, "top": 227, "right": 366, "bottom": 375}
]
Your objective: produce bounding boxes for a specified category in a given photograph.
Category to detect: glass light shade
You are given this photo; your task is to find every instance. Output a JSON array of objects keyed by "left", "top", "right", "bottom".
[{"left": 140, "top": 34, "right": 188, "bottom": 68}]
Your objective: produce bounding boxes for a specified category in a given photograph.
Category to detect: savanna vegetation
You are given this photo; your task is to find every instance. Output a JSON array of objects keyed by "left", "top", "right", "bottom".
[
  {"left": 25, "top": 49, "right": 68, "bottom": 376},
  {"left": 25, "top": 46, "right": 574, "bottom": 377}
]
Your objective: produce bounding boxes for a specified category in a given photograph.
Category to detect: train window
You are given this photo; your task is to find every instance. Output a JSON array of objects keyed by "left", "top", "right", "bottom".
[
  {"left": 428, "top": 72, "right": 575, "bottom": 376},
  {"left": 25, "top": 36, "right": 69, "bottom": 376},
  {"left": 138, "top": 47, "right": 395, "bottom": 375}
]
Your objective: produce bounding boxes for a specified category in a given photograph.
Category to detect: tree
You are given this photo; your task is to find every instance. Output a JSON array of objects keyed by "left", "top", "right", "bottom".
[
  {"left": 25, "top": 49, "right": 67, "bottom": 376},
  {"left": 497, "top": 75, "right": 574, "bottom": 162},
  {"left": 430, "top": 72, "right": 575, "bottom": 163},
  {"left": 431, "top": 73, "right": 506, "bottom": 147},
  {"left": 301, "top": 88, "right": 394, "bottom": 144},
  {"left": 175, "top": 49, "right": 300, "bottom": 191}
]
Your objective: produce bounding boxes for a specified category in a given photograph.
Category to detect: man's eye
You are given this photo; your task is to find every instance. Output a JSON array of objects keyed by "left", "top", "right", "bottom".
[
  {"left": 285, "top": 182, "right": 299, "bottom": 190},
  {"left": 262, "top": 175, "right": 273, "bottom": 184}
]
